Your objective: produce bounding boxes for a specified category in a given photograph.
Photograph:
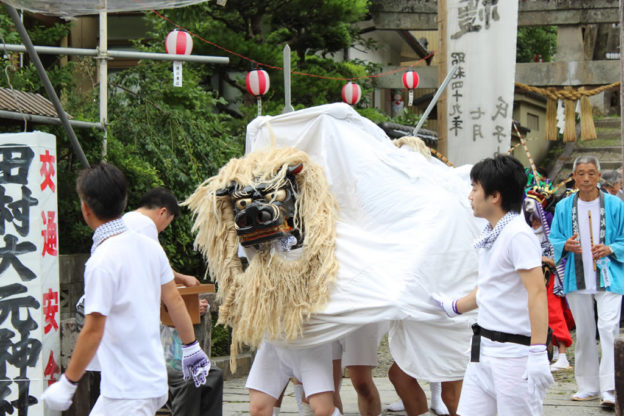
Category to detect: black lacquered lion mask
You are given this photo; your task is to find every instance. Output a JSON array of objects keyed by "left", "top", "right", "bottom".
[{"left": 217, "top": 163, "right": 304, "bottom": 248}]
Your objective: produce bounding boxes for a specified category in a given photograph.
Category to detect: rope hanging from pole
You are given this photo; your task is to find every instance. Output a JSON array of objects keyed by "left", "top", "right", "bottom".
[{"left": 515, "top": 81, "right": 619, "bottom": 142}]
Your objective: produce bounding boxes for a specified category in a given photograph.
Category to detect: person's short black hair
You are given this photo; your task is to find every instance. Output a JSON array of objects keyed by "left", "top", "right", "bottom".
[
  {"left": 138, "top": 187, "right": 181, "bottom": 217},
  {"left": 76, "top": 162, "right": 128, "bottom": 220},
  {"left": 470, "top": 155, "right": 527, "bottom": 213}
]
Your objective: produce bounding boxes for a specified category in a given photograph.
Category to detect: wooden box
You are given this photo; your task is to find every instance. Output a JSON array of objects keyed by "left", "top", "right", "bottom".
[{"left": 160, "top": 283, "right": 215, "bottom": 327}]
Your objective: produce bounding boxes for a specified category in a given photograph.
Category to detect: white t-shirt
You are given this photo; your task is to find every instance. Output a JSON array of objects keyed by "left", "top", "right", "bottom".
[
  {"left": 84, "top": 230, "right": 174, "bottom": 399},
  {"left": 123, "top": 211, "right": 158, "bottom": 241},
  {"left": 577, "top": 197, "right": 600, "bottom": 294},
  {"left": 476, "top": 215, "right": 542, "bottom": 357}
]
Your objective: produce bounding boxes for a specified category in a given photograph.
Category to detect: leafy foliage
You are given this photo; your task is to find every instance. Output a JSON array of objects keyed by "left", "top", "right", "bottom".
[
  {"left": 0, "top": 1, "right": 379, "bottom": 278},
  {"left": 516, "top": 26, "right": 557, "bottom": 63}
]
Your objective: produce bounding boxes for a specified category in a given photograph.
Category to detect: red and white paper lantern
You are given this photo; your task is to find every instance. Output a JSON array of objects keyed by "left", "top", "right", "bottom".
[
  {"left": 246, "top": 69, "right": 270, "bottom": 97},
  {"left": 246, "top": 69, "right": 271, "bottom": 116},
  {"left": 165, "top": 30, "right": 193, "bottom": 87},
  {"left": 341, "top": 81, "right": 361, "bottom": 105},
  {"left": 402, "top": 70, "right": 420, "bottom": 106}
]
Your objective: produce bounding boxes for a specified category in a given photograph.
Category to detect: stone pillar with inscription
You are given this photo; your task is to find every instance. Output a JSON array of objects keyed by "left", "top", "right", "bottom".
[
  {"left": 445, "top": 0, "right": 519, "bottom": 165},
  {"left": 0, "top": 132, "right": 60, "bottom": 415}
]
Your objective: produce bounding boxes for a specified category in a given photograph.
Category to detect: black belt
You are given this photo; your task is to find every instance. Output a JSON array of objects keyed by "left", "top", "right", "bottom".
[{"left": 470, "top": 323, "right": 531, "bottom": 362}]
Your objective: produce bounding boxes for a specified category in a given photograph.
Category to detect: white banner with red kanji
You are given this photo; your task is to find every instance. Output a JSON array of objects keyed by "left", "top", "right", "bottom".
[
  {"left": 445, "top": 1, "right": 519, "bottom": 165},
  {"left": 0, "top": 132, "right": 59, "bottom": 415}
]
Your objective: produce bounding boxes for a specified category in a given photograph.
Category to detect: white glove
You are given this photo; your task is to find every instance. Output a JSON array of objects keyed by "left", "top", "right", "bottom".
[
  {"left": 41, "top": 374, "right": 78, "bottom": 411},
  {"left": 182, "top": 340, "right": 211, "bottom": 387},
  {"left": 431, "top": 292, "right": 460, "bottom": 317},
  {"left": 523, "top": 345, "right": 555, "bottom": 398}
]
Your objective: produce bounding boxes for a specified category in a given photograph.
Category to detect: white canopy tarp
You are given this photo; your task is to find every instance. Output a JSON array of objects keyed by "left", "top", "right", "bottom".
[
  {"left": 246, "top": 103, "right": 483, "bottom": 380},
  {"left": 2, "top": 0, "right": 207, "bottom": 17}
]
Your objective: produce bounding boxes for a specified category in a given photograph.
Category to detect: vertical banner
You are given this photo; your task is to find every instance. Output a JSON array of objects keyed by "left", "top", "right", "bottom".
[
  {"left": 0, "top": 132, "right": 59, "bottom": 415},
  {"left": 446, "top": 1, "right": 519, "bottom": 165}
]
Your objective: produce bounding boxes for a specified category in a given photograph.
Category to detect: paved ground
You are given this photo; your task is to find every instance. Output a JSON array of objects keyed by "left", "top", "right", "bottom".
[
  {"left": 223, "top": 367, "right": 611, "bottom": 415},
  {"left": 223, "top": 333, "right": 613, "bottom": 416}
]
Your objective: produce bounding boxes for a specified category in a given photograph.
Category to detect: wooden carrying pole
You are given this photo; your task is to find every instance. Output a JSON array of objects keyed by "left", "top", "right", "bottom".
[{"left": 588, "top": 210, "right": 597, "bottom": 271}]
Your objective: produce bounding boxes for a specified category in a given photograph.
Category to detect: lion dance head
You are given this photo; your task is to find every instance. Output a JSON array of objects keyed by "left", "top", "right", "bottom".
[{"left": 184, "top": 147, "right": 339, "bottom": 369}]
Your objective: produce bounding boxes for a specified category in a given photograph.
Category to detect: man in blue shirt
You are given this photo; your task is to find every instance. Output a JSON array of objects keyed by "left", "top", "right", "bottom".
[{"left": 550, "top": 155, "right": 624, "bottom": 409}]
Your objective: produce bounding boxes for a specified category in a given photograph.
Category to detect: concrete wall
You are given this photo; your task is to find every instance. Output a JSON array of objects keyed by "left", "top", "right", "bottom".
[{"left": 511, "top": 94, "right": 551, "bottom": 169}]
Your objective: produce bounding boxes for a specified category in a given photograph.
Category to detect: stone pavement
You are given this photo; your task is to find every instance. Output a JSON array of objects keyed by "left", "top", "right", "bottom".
[{"left": 223, "top": 366, "right": 611, "bottom": 416}]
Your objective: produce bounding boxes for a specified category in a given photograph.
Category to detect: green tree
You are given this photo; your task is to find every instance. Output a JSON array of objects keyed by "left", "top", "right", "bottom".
[
  {"left": 0, "top": 1, "right": 381, "bottom": 275},
  {"left": 149, "top": 0, "right": 375, "bottom": 111},
  {"left": 516, "top": 26, "right": 557, "bottom": 63}
]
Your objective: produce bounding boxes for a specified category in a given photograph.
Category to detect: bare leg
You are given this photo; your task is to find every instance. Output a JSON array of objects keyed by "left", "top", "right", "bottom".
[
  {"left": 250, "top": 389, "right": 279, "bottom": 416},
  {"left": 332, "top": 359, "right": 343, "bottom": 413},
  {"left": 348, "top": 365, "right": 381, "bottom": 416},
  {"left": 441, "top": 380, "right": 462, "bottom": 416},
  {"left": 388, "top": 362, "right": 428, "bottom": 416},
  {"left": 308, "top": 391, "right": 337, "bottom": 416}
]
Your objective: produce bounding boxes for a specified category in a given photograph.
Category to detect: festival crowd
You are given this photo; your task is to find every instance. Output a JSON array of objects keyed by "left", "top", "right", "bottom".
[{"left": 38, "top": 150, "right": 624, "bottom": 416}]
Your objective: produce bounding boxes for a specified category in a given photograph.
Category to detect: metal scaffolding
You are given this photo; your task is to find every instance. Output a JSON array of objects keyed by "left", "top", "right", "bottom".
[{"left": 1, "top": 3, "right": 230, "bottom": 165}]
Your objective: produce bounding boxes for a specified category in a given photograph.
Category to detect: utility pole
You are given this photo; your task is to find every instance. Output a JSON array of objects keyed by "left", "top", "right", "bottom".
[
  {"left": 5, "top": 4, "right": 90, "bottom": 168},
  {"left": 282, "top": 44, "right": 294, "bottom": 113},
  {"left": 99, "top": 4, "right": 108, "bottom": 158},
  {"left": 438, "top": 0, "right": 448, "bottom": 157}
]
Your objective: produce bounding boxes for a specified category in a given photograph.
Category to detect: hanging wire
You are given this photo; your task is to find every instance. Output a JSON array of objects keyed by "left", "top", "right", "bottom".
[{"left": 151, "top": 9, "right": 434, "bottom": 81}]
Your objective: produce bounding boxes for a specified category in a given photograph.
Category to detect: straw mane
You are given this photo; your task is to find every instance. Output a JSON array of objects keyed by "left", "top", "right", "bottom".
[
  {"left": 184, "top": 147, "right": 339, "bottom": 369},
  {"left": 393, "top": 136, "right": 432, "bottom": 159}
]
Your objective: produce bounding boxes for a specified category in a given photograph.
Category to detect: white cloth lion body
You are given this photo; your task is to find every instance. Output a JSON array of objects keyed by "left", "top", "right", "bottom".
[{"left": 245, "top": 103, "right": 483, "bottom": 380}]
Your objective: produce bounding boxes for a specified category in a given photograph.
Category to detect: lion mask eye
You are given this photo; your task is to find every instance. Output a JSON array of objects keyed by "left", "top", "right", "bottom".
[
  {"left": 265, "top": 189, "right": 287, "bottom": 202},
  {"left": 235, "top": 198, "right": 252, "bottom": 211}
]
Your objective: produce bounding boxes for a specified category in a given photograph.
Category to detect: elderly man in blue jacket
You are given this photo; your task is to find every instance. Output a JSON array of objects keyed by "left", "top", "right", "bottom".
[{"left": 550, "top": 155, "right": 624, "bottom": 409}]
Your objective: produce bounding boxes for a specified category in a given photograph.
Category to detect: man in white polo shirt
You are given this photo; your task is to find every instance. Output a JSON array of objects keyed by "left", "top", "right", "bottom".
[
  {"left": 124, "top": 187, "right": 224, "bottom": 416},
  {"left": 123, "top": 187, "right": 199, "bottom": 288},
  {"left": 433, "top": 155, "right": 553, "bottom": 415},
  {"left": 41, "top": 163, "right": 210, "bottom": 414}
]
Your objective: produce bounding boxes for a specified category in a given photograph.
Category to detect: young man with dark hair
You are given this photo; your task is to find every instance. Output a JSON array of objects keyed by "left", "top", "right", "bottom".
[
  {"left": 125, "top": 187, "right": 223, "bottom": 416},
  {"left": 549, "top": 155, "right": 624, "bottom": 408},
  {"left": 42, "top": 163, "right": 210, "bottom": 414},
  {"left": 432, "top": 155, "right": 553, "bottom": 415},
  {"left": 124, "top": 187, "right": 199, "bottom": 287}
]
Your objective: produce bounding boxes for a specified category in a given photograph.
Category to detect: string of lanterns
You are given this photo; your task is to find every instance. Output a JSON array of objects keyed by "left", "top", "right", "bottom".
[
  {"left": 165, "top": 29, "right": 421, "bottom": 113},
  {"left": 241, "top": 69, "right": 421, "bottom": 114}
]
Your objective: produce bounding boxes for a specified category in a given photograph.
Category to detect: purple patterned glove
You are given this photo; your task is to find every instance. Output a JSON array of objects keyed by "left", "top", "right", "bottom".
[
  {"left": 431, "top": 292, "right": 460, "bottom": 317},
  {"left": 182, "top": 340, "right": 210, "bottom": 387}
]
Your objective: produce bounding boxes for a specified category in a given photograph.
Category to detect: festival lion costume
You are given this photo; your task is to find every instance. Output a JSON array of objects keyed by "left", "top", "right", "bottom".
[
  {"left": 187, "top": 103, "right": 481, "bottom": 380},
  {"left": 185, "top": 148, "right": 339, "bottom": 364}
]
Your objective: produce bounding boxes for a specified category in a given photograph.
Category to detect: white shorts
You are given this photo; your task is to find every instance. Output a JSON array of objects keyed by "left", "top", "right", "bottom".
[
  {"left": 246, "top": 341, "right": 334, "bottom": 399},
  {"left": 339, "top": 322, "right": 388, "bottom": 367},
  {"left": 389, "top": 318, "right": 472, "bottom": 381},
  {"left": 89, "top": 394, "right": 167, "bottom": 416},
  {"left": 457, "top": 354, "right": 542, "bottom": 416}
]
